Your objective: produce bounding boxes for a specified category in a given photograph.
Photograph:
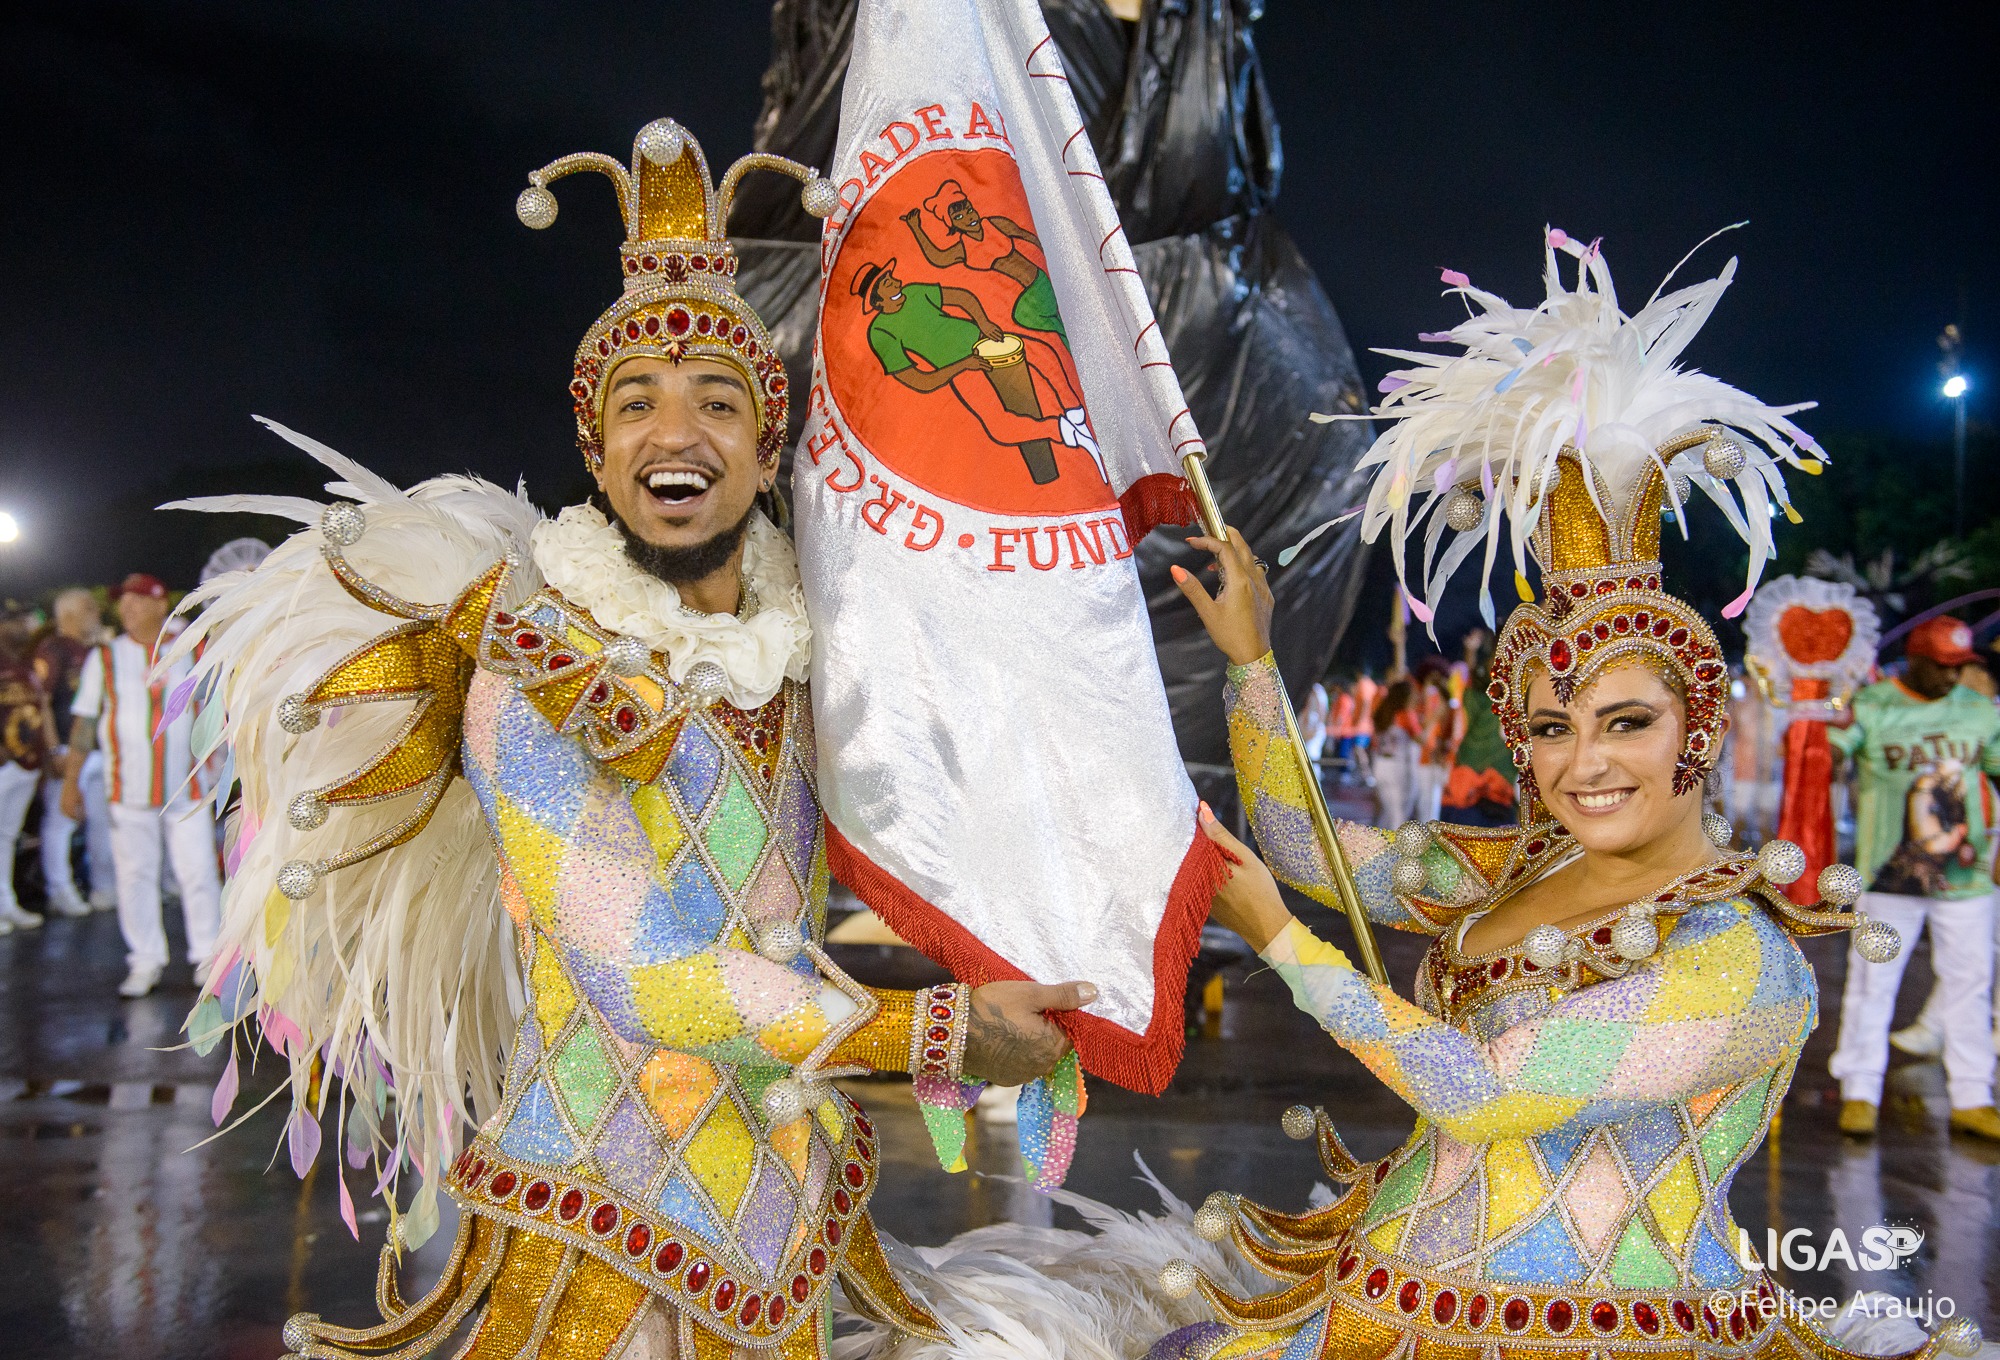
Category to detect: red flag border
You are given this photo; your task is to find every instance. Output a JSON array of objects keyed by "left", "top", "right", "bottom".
[{"left": 823, "top": 814, "right": 1228, "bottom": 1096}]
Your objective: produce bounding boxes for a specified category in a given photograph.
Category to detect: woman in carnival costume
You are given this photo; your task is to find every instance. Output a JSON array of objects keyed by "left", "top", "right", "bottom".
[
  {"left": 1145, "top": 230, "right": 1986, "bottom": 1360},
  {"left": 165, "top": 118, "right": 1089, "bottom": 1360}
]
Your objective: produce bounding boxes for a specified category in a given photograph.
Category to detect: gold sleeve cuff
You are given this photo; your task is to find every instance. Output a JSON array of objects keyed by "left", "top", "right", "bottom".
[{"left": 827, "top": 987, "right": 918, "bottom": 1074}]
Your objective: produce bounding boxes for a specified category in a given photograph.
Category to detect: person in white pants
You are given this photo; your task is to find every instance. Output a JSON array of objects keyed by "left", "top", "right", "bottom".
[
  {"left": 60, "top": 573, "right": 221, "bottom": 998},
  {"left": 0, "top": 606, "right": 54, "bottom": 933},
  {"left": 1371, "top": 677, "right": 1420, "bottom": 829},
  {"left": 34, "top": 587, "right": 116, "bottom": 914},
  {"left": 1826, "top": 616, "right": 2000, "bottom": 1141}
]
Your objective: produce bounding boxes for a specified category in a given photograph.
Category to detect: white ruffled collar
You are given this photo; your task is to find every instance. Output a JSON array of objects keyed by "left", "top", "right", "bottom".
[{"left": 529, "top": 502, "right": 811, "bottom": 711}]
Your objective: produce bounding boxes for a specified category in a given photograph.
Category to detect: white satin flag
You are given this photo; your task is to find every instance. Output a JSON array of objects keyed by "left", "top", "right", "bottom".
[{"left": 795, "top": 0, "right": 1222, "bottom": 1093}]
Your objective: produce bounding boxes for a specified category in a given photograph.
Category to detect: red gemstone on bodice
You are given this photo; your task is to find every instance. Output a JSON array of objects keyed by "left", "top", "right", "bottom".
[
  {"left": 1397, "top": 1280, "right": 1422, "bottom": 1313},
  {"left": 1672, "top": 1299, "right": 1697, "bottom": 1332},
  {"left": 1591, "top": 1300, "right": 1619, "bottom": 1332},
  {"left": 1546, "top": 1299, "right": 1575, "bottom": 1333},
  {"left": 590, "top": 1202, "right": 618, "bottom": 1235},
  {"left": 655, "top": 1240, "right": 684, "bottom": 1274},
  {"left": 1364, "top": 1267, "right": 1390, "bottom": 1299},
  {"left": 712, "top": 1279, "right": 736, "bottom": 1312},
  {"left": 685, "top": 1260, "right": 711, "bottom": 1293},
  {"left": 558, "top": 1188, "right": 584, "bottom": 1221},
  {"left": 488, "top": 1170, "right": 516, "bottom": 1198},
  {"left": 1466, "top": 1294, "right": 1489, "bottom": 1329},
  {"left": 1433, "top": 1289, "right": 1457, "bottom": 1325},
  {"left": 1503, "top": 1297, "right": 1531, "bottom": 1331},
  {"left": 524, "top": 1180, "right": 551, "bottom": 1212},
  {"left": 1632, "top": 1301, "right": 1660, "bottom": 1334}
]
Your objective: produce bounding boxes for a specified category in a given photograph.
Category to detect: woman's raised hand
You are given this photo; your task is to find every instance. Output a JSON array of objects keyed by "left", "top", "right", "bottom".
[{"left": 1171, "top": 527, "right": 1273, "bottom": 667}]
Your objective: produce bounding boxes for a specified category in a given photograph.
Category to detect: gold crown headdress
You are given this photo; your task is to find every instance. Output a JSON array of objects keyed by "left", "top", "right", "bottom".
[
  {"left": 516, "top": 118, "right": 839, "bottom": 471},
  {"left": 1344, "top": 228, "right": 1823, "bottom": 803}
]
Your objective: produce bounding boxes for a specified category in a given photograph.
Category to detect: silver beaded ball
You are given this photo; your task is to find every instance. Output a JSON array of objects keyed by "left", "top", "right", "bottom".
[
  {"left": 684, "top": 660, "right": 726, "bottom": 695},
  {"left": 287, "top": 792, "right": 328, "bottom": 832},
  {"left": 1158, "top": 1259, "right": 1196, "bottom": 1300},
  {"left": 800, "top": 176, "right": 839, "bottom": 219},
  {"left": 1702, "top": 811, "right": 1734, "bottom": 848},
  {"left": 1853, "top": 914, "right": 1902, "bottom": 965},
  {"left": 1817, "top": 862, "right": 1863, "bottom": 908},
  {"left": 1522, "top": 924, "right": 1570, "bottom": 971},
  {"left": 757, "top": 920, "right": 804, "bottom": 964},
  {"left": 761, "top": 1076, "right": 808, "bottom": 1125},
  {"left": 1280, "top": 1105, "right": 1316, "bottom": 1140},
  {"left": 515, "top": 185, "right": 558, "bottom": 229},
  {"left": 1392, "top": 820, "right": 1432, "bottom": 859},
  {"left": 1703, "top": 436, "right": 1748, "bottom": 480},
  {"left": 1442, "top": 488, "right": 1484, "bottom": 533},
  {"left": 1756, "top": 838, "right": 1808, "bottom": 886},
  {"left": 1934, "top": 1316, "right": 1983, "bottom": 1357},
  {"left": 1668, "top": 471, "right": 1694, "bottom": 508},
  {"left": 319, "top": 502, "right": 365, "bottom": 547},
  {"left": 601, "top": 636, "right": 650, "bottom": 678},
  {"left": 1192, "top": 1192, "right": 1235, "bottom": 1242},
  {"left": 276, "top": 860, "right": 322, "bottom": 901},
  {"left": 1610, "top": 911, "right": 1659, "bottom": 962},
  {"left": 1391, "top": 856, "right": 1430, "bottom": 897},
  {"left": 282, "top": 1313, "right": 320, "bottom": 1352},
  {"left": 277, "top": 694, "right": 320, "bottom": 735},
  {"left": 636, "top": 118, "right": 686, "bottom": 166}
]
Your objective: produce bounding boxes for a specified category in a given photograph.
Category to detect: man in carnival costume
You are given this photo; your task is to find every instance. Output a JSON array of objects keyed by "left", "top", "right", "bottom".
[{"left": 170, "top": 119, "right": 1091, "bottom": 1360}]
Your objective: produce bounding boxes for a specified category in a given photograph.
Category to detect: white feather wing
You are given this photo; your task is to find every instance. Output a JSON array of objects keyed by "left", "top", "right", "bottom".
[{"left": 166, "top": 418, "right": 542, "bottom": 1244}]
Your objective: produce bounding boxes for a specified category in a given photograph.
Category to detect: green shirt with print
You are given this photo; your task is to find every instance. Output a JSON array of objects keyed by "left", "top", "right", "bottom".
[
  {"left": 867, "top": 282, "right": 981, "bottom": 375},
  {"left": 1828, "top": 679, "right": 2000, "bottom": 898}
]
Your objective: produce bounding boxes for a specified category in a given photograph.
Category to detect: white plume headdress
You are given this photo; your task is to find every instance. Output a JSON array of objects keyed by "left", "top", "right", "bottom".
[{"left": 1298, "top": 226, "right": 1823, "bottom": 632}]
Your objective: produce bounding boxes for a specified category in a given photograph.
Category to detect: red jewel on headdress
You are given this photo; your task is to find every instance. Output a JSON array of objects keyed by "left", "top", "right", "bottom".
[
  {"left": 597, "top": 338, "right": 611, "bottom": 357},
  {"left": 1547, "top": 637, "right": 1573, "bottom": 671},
  {"left": 1668, "top": 626, "right": 1690, "bottom": 647},
  {"left": 1569, "top": 582, "right": 1588, "bottom": 597},
  {"left": 666, "top": 307, "right": 692, "bottom": 337},
  {"left": 624, "top": 257, "right": 640, "bottom": 275},
  {"left": 623, "top": 319, "right": 641, "bottom": 340},
  {"left": 771, "top": 375, "right": 788, "bottom": 394},
  {"left": 695, "top": 313, "right": 713, "bottom": 335},
  {"left": 643, "top": 314, "right": 661, "bottom": 337},
  {"left": 1651, "top": 617, "right": 1671, "bottom": 637},
  {"left": 691, "top": 253, "right": 708, "bottom": 270}
]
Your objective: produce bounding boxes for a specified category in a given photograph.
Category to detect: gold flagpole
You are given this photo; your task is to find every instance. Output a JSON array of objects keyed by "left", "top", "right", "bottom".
[{"left": 1180, "top": 453, "right": 1389, "bottom": 987}]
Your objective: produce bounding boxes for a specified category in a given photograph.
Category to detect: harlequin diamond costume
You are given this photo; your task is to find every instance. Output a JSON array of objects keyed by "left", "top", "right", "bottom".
[
  {"left": 168, "top": 121, "right": 972, "bottom": 1360},
  {"left": 1141, "top": 232, "right": 1984, "bottom": 1360}
]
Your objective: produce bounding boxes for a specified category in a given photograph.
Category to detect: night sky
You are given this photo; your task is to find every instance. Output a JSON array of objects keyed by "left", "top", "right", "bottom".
[{"left": 2, "top": 1, "right": 1992, "bottom": 598}]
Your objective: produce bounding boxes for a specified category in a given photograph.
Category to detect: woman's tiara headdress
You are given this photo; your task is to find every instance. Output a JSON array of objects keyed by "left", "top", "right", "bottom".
[{"left": 1332, "top": 228, "right": 1822, "bottom": 801}]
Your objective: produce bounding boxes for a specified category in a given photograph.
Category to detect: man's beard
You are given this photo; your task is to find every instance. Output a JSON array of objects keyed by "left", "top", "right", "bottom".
[{"left": 593, "top": 490, "right": 752, "bottom": 588}]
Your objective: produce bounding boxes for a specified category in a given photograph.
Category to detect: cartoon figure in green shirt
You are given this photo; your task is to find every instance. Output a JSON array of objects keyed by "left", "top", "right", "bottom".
[
  {"left": 1826, "top": 615, "right": 2000, "bottom": 1142},
  {"left": 851, "top": 258, "right": 1103, "bottom": 487}
]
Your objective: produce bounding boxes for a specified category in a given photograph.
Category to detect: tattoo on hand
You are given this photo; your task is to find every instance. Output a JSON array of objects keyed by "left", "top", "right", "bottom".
[{"left": 964, "top": 994, "right": 1063, "bottom": 1084}]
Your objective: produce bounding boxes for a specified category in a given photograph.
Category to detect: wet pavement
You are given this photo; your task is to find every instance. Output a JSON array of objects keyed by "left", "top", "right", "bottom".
[{"left": 3, "top": 882, "right": 1997, "bottom": 1357}]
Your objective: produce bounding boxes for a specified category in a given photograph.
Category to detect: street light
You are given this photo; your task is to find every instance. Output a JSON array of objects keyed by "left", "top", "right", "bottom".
[
  {"left": 1939, "top": 324, "right": 1968, "bottom": 536},
  {"left": 0, "top": 510, "right": 20, "bottom": 544}
]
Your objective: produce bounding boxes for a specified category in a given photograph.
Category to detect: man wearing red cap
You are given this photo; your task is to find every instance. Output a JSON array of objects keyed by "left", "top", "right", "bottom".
[
  {"left": 1828, "top": 614, "right": 2000, "bottom": 1140},
  {"left": 59, "top": 573, "right": 221, "bottom": 998}
]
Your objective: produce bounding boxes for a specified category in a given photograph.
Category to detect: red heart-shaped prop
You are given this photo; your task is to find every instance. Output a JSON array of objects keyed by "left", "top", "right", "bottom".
[{"left": 1778, "top": 605, "right": 1853, "bottom": 664}]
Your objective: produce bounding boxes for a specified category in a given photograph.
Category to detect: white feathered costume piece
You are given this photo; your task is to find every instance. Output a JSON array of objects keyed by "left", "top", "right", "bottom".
[
  {"left": 1306, "top": 227, "right": 1823, "bottom": 632},
  {"left": 165, "top": 417, "right": 541, "bottom": 1248}
]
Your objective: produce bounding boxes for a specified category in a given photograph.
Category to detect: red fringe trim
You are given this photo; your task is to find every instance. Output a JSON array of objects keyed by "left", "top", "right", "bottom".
[
  {"left": 824, "top": 816, "right": 1228, "bottom": 1095},
  {"left": 1120, "top": 473, "right": 1201, "bottom": 543}
]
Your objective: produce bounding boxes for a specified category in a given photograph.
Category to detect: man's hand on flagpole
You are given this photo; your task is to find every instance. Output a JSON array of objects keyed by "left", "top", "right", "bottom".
[
  {"left": 1172, "top": 527, "right": 1273, "bottom": 667},
  {"left": 1198, "top": 803, "right": 1295, "bottom": 954},
  {"left": 963, "top": 980, "right": 1097, "bottom": 1086}
]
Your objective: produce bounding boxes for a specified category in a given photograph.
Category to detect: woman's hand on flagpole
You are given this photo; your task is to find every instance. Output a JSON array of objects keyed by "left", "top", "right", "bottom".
[
  {"left": 963, "top": 979, "right": 1097, "bottom": 1086},
  {"left": 1172, "top": 527, "right": 1273, "bottom": 666},
  {"left": 1198, "top": 802, "right": 1294, "bottom": 953}
]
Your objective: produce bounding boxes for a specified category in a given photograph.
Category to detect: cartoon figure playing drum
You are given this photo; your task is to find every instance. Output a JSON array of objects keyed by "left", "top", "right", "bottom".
[{"left": 852, "top": 257, "right": 1104, "bottom": 487}]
